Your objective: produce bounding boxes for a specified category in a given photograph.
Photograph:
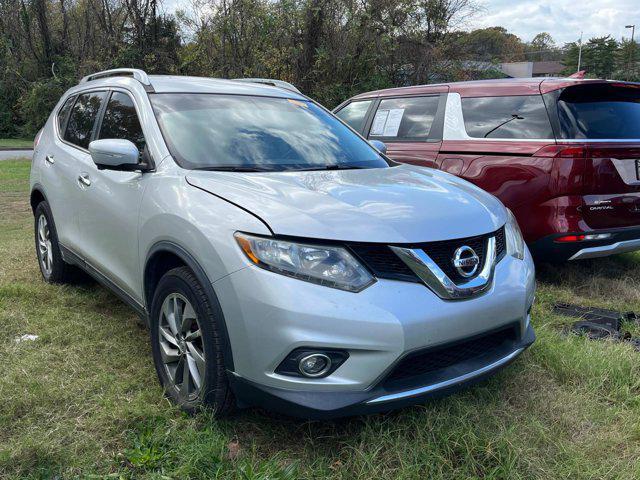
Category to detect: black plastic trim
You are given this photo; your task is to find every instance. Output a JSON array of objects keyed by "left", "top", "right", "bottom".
[
  {"left": 275, "top": 347, "right": 349, "bottom": 378},
  {"left": 59, "top": 244, "right": 148, "bottom": 319},
  {"left": 145, "top": 241, "right": 235, "bottom": 371}
]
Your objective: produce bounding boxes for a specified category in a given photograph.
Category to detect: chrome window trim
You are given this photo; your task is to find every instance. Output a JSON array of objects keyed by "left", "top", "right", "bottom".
[{"left": 390, "top": 236, "right": 496, "bottom": 300}]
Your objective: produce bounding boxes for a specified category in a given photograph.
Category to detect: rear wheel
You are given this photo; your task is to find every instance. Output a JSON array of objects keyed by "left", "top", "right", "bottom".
[
  {"left": 34, "top": 201, "right": 76, "bottom": 283},
  {"left": 150, "top": 266, "right": 234, "bottom": 415}
]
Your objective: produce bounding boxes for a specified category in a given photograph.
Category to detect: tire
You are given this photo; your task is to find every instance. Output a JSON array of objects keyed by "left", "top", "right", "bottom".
[
  {"left": 34, "top": 201, "right": 76, "bottom": 283},
  {"left": 150, "top": 266, "right": 235, "bottom": 415}
]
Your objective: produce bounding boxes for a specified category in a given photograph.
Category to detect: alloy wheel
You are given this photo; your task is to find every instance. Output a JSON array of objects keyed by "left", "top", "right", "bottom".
[
  {"left": 158, "top": 293, "right": 206, "bottom": 401},
  {"left": 37, "top": 214, "right": 53, "bottom": 276}
]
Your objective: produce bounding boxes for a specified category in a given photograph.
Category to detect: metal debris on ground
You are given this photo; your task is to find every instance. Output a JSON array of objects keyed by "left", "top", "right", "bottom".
[{"left": 553, "top": 303, "right": 640, "bottom": 351}]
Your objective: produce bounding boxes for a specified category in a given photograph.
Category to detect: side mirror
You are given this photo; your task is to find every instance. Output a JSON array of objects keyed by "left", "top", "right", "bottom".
[
  {"left": 89, "top": 139, "right": 149, "bottom": 171},
  {"left": 369, "top": 140, "right": 387, "bottom": 155}
]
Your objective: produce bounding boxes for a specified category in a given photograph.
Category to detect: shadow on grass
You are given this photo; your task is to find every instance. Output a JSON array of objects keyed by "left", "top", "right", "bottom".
[{"left": 536, "top": 252, "right": 640, "bottom": 285}]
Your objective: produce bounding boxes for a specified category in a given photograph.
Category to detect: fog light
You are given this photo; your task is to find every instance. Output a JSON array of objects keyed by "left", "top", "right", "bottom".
[{"left": 298, "top": 353, "right": 332, "bottom": 377}]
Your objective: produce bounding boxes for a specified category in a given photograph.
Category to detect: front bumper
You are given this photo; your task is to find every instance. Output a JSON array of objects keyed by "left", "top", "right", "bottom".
[
  {"left": 213, "top": 250, "right": 535, "bottom": 418},
  {"left": 529, "top": 226, "right": 640, "bottom": 261},
  {"left": 228, "top": 323, "right": 535, "bottom": 419}
]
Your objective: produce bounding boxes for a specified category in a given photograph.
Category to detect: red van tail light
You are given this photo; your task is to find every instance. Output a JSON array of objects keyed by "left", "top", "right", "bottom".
[
  {"left": 533, "top": 145, "right": 587, "bottom": 158},
  {"left": 554, "top": 233, "right": 612, "bottom": 243},
  {"left": 555, "top": 235, "right": 585, "bottom": 242}
]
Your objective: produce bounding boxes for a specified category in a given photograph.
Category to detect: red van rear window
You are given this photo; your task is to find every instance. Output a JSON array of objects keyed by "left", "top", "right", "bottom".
[{"left": 552, "top": 83, "right": 640, "bottom": 140}]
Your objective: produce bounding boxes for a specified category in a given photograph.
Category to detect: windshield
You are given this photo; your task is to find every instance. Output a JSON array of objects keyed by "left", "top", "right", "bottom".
[
  {"left": 548, "top": 83, "right": 640, "bottom": 140},
  {"left": 150, "top": 94, "right": 389, "bottom": 171}
]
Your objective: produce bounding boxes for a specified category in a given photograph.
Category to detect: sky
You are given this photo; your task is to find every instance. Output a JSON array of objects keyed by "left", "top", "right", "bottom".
[
  {"left": 468, "top": 0, "right": 640, "bottom": 44},
  {"left": 164, "top": 0, "right": 640, "bottom": 46}
]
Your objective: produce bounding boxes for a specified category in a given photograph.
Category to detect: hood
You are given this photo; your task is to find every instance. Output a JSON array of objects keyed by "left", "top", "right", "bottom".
[{"left": 186, "top": 164, "right": 507, "bottom": 243}]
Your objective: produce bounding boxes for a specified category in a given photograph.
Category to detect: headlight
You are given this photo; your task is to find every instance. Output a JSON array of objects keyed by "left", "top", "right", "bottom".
[
  {"left": 505, "top": 209, "right": 525, "bottom": 260},
  {"left": 234, "top": 233, "right": 375, "bottom": 292}
]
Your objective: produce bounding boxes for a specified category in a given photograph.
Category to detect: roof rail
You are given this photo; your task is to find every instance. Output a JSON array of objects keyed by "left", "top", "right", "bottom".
[
  {"left": 80, "top": 68, "right": 151, "bottom": 86},
  {"left": 233, "top": 78, "right": 301, "bottom": 94}
]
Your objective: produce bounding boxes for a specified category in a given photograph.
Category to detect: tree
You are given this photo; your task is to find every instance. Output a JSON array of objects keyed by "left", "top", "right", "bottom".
[
  {"left": 614, "top": 38, "right": 640, "bottom": 81},
  {"left": 456, "top": 27, "right": 526, "bottom": 63},
  {"left": 562, "top": 35, "right": 618, "bottom": 78},
  {"left": 527, "top": 32, "right": 561, "bottom": 61}
]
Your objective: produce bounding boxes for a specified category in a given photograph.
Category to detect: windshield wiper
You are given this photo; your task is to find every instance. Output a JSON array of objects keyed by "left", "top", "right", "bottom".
[
  {"left": 297, "top": 164, "right": 370, "bottom": 172},
  {"left": 483, "top": 114, "right": 524, "bottom": 138},
  {"left": 192, "top": 166, "right": 277, "bottom": 172}
]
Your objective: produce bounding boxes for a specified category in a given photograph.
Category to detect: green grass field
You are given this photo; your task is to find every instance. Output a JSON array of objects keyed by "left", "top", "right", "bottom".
[
  {"left": 1, "top": 159, "right": 640, "bottom": 479},
  {"left": 0, "top": 138, "right": 33, "bottom": 149}
]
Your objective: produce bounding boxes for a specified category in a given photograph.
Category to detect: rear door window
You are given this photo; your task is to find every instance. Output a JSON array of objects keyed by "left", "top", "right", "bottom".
[
  {"left": 334, "top": 100, "right": 373, "bottom": 133},
  {"left": 56, "top": 96, "right": 75, "bottom": 135},
  {"left": 64, "top": 91, "right": 107, "bottom": 149},
  {"left": 548, "top": 83, "right": 640, "bottom": 139},
  {"left": 462, "top": 95, "right": 553, "bottom": 139},
  {"left": 369, "top": 96, "right": 440, "bottom": 141},
  {"left": 98, "top": 92, "right": 146, "bottom": 153}
]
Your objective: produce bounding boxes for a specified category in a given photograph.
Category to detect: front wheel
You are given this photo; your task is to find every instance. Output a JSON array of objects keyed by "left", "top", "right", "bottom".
[{"left": 150, "top": 266, "right": 235, "bottom": 415}]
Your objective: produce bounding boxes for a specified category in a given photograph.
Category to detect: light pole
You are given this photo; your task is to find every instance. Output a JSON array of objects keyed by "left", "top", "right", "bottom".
[
  {"left": 577, "top": 31, "right": 583, "bottom": 72},
  {"left": 626, "top": 25, "right": 636, "bottom": 79}
]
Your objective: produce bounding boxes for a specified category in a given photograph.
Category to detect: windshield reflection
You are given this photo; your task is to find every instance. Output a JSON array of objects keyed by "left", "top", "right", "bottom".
[{"left": 151, "top": 94, "right": 388, "bottom": 171}]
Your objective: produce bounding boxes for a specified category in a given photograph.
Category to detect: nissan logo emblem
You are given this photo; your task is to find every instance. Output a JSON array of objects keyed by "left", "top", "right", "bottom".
[{"left": 453, "top": 246, "right": 480, "bottom": 278}]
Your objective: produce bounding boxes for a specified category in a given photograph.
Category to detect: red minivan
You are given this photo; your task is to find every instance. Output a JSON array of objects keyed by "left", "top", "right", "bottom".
[{"left": 334, "top": 78, "right": 640, "bottom": 261}]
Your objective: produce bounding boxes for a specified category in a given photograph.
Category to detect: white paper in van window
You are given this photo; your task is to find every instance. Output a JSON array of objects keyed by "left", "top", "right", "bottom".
[
  {"left": 370, "top": 109, "right": 389, "bottom": 136},
  {"left": 382, "top": 108, "right": 404, "bottom": 137}
]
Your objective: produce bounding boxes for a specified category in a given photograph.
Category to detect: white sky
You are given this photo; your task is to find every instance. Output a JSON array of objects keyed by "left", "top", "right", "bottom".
[
  {"left": 163, "top": 0, "right": 640, "bottom": 46},
  {"left": 468, "top": 0, "right": 640, "bottom": 44}
]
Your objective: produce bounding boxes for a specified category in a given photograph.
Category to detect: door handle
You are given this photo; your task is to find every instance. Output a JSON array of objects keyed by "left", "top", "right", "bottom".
[
  {"left": 77, "top": 173, "right": 91, "bottom": 187},
  {"left": 45, "top": 155, "right": 55, "bottom": 165}
]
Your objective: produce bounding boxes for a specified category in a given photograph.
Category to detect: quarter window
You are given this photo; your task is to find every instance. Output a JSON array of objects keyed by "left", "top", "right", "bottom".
[
  {"left": 64, "top": 91, "right": 107, "bottom": 149},
  {"left": 369, "top": 96, "right": 439, "bottom": 140},
  {"left": 56, "top": 96, "right": 75, "bottom": 134},
  {"left": 335, "top": 100, "right": 372, "bottom": 133},
  {"left": 99, "top": 92, "right": 146, "bottom": 153},
  {"left": 461, "top": 95, "right": 553, "bottom": 139}
]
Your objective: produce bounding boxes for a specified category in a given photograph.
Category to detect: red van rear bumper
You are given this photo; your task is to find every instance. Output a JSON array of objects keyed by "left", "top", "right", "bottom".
[{"left": 528, "top": 225, "right": 640, "bottom": 261}]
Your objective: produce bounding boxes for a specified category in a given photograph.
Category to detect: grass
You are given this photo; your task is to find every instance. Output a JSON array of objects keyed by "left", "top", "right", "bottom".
[
  {"left": 1, "top": 158, "right": 640, "bottom": 479},
  {"left": 0, "top": 138, "right": 33, "bottom": 149}
]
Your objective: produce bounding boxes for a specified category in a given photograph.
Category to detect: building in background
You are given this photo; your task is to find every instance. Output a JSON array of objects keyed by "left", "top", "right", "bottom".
[{"left": 499, "top": 61, "right": 564, "bottom": 77}]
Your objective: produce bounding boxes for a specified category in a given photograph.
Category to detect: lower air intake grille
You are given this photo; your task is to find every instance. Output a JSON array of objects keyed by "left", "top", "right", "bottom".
[{"left": 384, "top": 324, "right": 518, "bottom": 385}]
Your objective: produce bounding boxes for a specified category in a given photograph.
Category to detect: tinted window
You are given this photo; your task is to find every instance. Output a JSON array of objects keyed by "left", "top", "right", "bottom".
[
  {"left": 369, "top": 96, "right": 439, "bottom": 140},
  {"left": 150, "top": 94, "right": 388, "bottom": 171},
  {"left": 64, "top": 92, "right": 106, "bottom": 149},
  {"left": 99, "top": 92, "right": 146, "bottom": 152},
  {"left": 552, "top": 84, "right": 640, "bottom": 139},
  {"left": 462, "top": 95, "right": 553, "bottom": 139},
  {"left": 57, "top": 96, "right": 75, "bottom": 134},
  {"left": 335, "top": 100, "right": 372, "bottom": 132}
]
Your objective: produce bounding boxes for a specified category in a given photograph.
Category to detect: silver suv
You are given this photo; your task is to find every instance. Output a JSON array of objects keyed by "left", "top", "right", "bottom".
[{"left": 30, "top": 69, "right": 536, "bottom": 418}]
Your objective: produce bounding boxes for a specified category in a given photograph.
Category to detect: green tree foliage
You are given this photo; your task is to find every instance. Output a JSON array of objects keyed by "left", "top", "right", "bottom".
[
  {"left": 614, "top": 39, "right": 640, "bottom": 81},
  {"left": 1, "top": 0, "right": 638, "bottom": 139},
  {"left": 0, "top": 0, "right": 481, "bottom": 136},
  {"left": 454, "top": 27, "right": 526, "bottom": 63},
  {"left": 562, "top": 35, "right": 621, "bottom": 78},
  {"left": 526, "top": 32, "right": 562, "bottom": 61}
]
